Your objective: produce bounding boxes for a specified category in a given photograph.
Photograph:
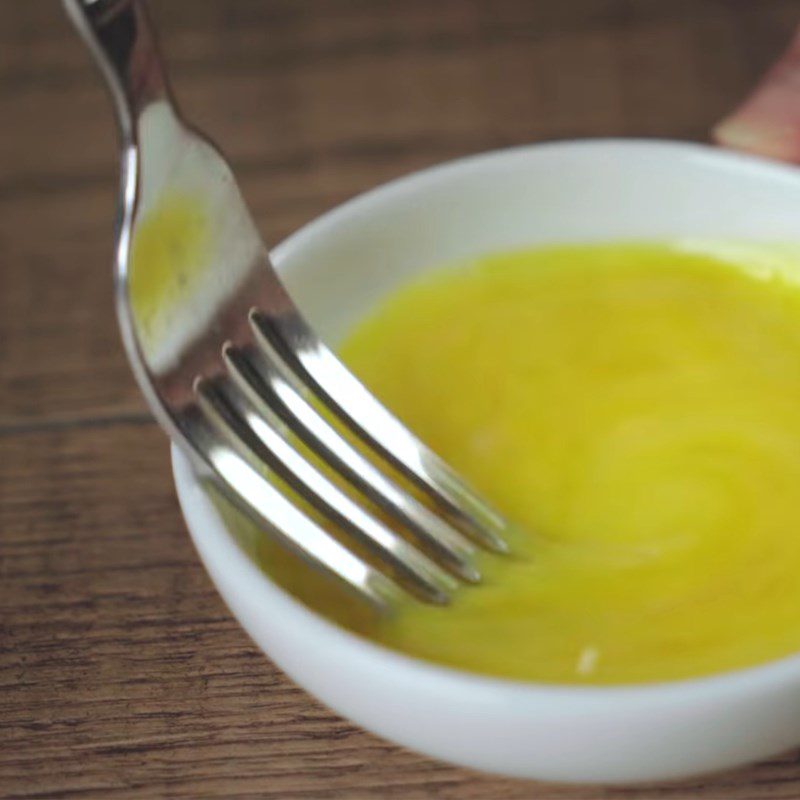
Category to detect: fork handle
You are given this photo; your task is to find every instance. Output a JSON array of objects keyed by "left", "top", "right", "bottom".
[{"left": 63, "top": 0, "right": 171, "bottom": 141}]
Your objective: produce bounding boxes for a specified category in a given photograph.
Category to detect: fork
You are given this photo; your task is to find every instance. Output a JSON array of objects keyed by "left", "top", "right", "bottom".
[{"left": 64, "top": 0, "right": 508, "bottom": 610}]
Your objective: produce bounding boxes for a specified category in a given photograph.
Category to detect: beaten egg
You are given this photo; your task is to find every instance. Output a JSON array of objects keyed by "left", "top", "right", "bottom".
[{"left": 225, "top": 242, "right": 800, "bottom": 685}]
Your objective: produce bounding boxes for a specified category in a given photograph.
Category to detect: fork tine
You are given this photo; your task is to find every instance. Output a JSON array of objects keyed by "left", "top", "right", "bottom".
[
  {"left": 194, "top": 376, "right": 458, "bottom": 604},
  {"left": 250, "top": 311, "right": 509, "bottom": 553},
  {"left": 180, "top": 404, "right": 405, "bottom": 611},
  {"left": 223, "top": 343, "right": 482, "bottom": 583}
]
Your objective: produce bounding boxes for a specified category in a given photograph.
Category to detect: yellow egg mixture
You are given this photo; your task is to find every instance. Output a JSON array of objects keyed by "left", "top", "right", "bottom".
[{"left": 223, "top": 242, "right": 800, "bottom": 685}]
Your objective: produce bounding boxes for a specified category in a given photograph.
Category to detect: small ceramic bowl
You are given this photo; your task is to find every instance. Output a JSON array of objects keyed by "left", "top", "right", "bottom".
[{"left": 173, "top": 139, "right": 800, "bottom": 784}]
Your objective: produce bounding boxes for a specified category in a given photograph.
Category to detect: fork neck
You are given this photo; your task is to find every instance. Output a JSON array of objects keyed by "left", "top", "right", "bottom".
[{"left": 64, "top": 0, "right": 173, "bottom": 143}]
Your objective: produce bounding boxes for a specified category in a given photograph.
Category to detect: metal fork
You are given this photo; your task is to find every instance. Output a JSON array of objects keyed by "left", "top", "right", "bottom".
[{"left": 64, "top": 0, "right": 508, "bottom": 610}]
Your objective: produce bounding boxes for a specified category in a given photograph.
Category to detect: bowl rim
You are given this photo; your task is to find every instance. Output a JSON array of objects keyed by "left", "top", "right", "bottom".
[{"left": 175, "top": 136, "right": 800, "bottom": 705}]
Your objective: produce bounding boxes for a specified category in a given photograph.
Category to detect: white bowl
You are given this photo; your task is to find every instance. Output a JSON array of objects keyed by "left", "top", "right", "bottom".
[{"left": 173, "top": 139, "right": 800, "bottom": 784}]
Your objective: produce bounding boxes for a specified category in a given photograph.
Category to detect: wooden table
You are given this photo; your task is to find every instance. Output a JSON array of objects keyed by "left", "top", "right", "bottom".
[{"left": 3, "top": 1, "right": 800, "bottom": 797}]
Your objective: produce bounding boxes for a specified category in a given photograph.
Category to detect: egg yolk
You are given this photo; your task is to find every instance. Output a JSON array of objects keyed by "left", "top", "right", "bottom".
[{"left": 226, "top": 242, "right": 800, "bottom": 685}]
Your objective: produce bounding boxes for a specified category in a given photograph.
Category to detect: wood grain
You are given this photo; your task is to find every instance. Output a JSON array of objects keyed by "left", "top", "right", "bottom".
[{"left": 2, "top": 1, "right": 799, "bottom": 797}]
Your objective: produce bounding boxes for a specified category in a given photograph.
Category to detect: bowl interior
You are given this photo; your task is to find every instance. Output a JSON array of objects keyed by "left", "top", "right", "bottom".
[
  {"left": 194, "top": 139, "right": 800, "bottom": 666},
  {"left": 229, "top": 138, "right": 800, "bottom": 663}
]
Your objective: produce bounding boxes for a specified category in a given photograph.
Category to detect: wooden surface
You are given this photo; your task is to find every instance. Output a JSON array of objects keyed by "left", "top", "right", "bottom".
[{"left": 3, "top": 1, "right": 800, "bottom": 797}]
